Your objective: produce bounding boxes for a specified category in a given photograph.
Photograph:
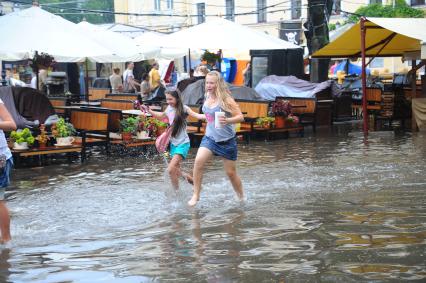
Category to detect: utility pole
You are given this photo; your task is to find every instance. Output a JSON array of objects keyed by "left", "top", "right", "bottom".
[{"left": 304, "top": 0, "right": 334, "bottom": 82}]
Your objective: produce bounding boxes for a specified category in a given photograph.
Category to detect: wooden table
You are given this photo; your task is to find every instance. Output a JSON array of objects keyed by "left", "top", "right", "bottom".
[
  {"left": 11, "top": 144, "right": 85, "bottom": 167},
  {"left": 110, "top": 139, "right": 155, "bottom": 148},
  {"left": 253, "top": 125, "right": 304, "bottom": 140}
]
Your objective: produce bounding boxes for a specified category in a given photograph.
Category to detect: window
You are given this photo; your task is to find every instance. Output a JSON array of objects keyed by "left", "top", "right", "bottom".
[
  {"left": 154, "top": 0, "right": 161, "bottom": 11},
  {"left": 197, "top": 3, "right": 206, "bottom": 24},
  {"left": 291, "top": 0, "right": 301, "bottom": 19},
  {"left": 257, "top": 0, "right": 267, "bottom": 23},
  {"left": 369, "top": 58, "right": 384, "bottom": 68},
  {"left": 369, "top": 0, "right": 382, "bottom": 4},
  {"left": 166, "top": 0, "right": 173, "bottom": 9},
  {"left": 411, "top": 0, "right": 425, "bottom": 5},
  {"left": 332, "top": 0, "right": 341, "bottom": 15},
  {"left": 225, "top": 0, "right": 235, "bottom": 21},
  {"left": 252, "top": 56, "right": 269, "bottom": 87}
]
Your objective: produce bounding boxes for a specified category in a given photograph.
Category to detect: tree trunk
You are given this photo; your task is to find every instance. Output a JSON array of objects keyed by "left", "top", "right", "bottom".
[{"left": 305, "top": 0, "right": 334, "bottom": 82}]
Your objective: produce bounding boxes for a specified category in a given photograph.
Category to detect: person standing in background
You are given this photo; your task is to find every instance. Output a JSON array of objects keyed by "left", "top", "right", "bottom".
[
  {"left": 140, "top": 73, "right": 151, "bottom": 98},
  {"left": 123, "top": 62, "right": 140, "bottom": 93},
  {"left": 242, "top": 62, "right": 251, "bottom": 87},
  {"left": 149, "top": 62, "right": 162, "bottom": 91},
  {"left": 109, "top": 68, "right": 123, "bottom": 94}
]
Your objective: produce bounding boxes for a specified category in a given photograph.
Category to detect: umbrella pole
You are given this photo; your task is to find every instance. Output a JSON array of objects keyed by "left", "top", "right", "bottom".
[
  {"left": 85, "top": 59, "right": 89, "bottom": 101},
  {"left": 360, "top": 17, "right": 368, "bottom": 135},
  {"left": 188, "top": 49, "right": 192, "bottom": 72},
  {"left": 35, "top": 51, "right": 39, "bottom": 91}
]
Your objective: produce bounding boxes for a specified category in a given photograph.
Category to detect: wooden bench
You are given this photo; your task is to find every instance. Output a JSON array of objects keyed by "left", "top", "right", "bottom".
[
  {"left": 253, "top": 125, "right": 304, "bottom": 140},
  {"left": 110, "top": 139, "right": 155, "bottom": 148},
  {"left": 11, "top": 144, "right": 84, "bottom": 167},
  {"left": 366, "top": 87, "right": 382, "bottom": 111},
  {"left": 89, "top": 88, "right": 110, "bottom": 101},
  {"left": 235, "top": 99, "right": 270, "bottom": 131},
  {"left": 186, "top": 104, "right": 203, "bottom": 134},
  {"left": 100, "top": 99, "right": 134, "bottom": 110},
  {"left": 109, "top": 139, "right": 156, "bottom": 154},
  {"left": 49, "top": 97, "right": 69, "bottom": 116},
  {"left": 70, "top": 108, "right": 111, "bottom": 155},
  {"left": 281, "top": 97, "right": 317, "bottom": 132},
  {"left": 105, "top": 94, "right": 139, "bottom": 101}
]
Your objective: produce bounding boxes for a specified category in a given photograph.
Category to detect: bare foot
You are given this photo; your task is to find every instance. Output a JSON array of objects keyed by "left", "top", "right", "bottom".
[
  {"left": 236, "top": 192, "right": 245, "bottom": 202},
  {"left": 0, "top": 236, "right": 11, "bottom": 244},
  {"left": 188, "top": 194, "right": 199, "bottom": 206},
  {"left": 182, "top": 173, "right": 194, "bottom": 185}
]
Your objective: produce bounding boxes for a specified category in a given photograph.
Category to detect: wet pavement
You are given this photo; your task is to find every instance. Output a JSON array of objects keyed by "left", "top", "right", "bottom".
[{"left": 3, "top": 125, "right": 426, "bottom": 282}]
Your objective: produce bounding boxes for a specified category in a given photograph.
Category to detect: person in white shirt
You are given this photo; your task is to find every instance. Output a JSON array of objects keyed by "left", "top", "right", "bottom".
[
  {"left": 122, "top": 62, "right": 140, "bottom": 93},
  {"left": 109, "top": 68, "right": 123, "bottom": 94}
]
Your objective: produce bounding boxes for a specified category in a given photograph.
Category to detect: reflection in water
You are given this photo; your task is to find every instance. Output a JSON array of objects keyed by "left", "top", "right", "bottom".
[
  {"left": 4, "top": 128, "right": 426, "bottom": 282},
  {"left": 0, "top": 249, "right": 10, "bottom": 283}
]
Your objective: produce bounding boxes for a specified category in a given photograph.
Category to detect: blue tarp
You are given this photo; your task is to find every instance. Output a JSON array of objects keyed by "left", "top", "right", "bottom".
[{"left": 334, "top": 61, "right": 370, "bottom": 76}]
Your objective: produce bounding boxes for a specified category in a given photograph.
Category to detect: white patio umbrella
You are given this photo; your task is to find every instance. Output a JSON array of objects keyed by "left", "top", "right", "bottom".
[
  {"left": 161, "top": 18, "right": 301, "bottom": 50},
  {"left": 77, "top": 21, "right": 157, "bottom": 62},
  {"left": 0, "top": 6, "right": 112, "bottom": 62},
  {"left": 134, "top": 32, "right": 202, "bottom": 60}
]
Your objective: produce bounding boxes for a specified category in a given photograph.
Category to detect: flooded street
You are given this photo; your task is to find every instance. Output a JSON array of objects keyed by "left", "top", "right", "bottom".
[{"left": 3, "top": 126, "right": 426, "bottom": 282}]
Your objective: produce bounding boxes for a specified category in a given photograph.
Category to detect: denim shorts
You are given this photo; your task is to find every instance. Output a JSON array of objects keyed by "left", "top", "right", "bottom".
[
  {"left": 200, "top": 135, "right": 238, "bottom": 161},
  {"left": 0, "top": 158, "right": 13, "bottom": 200},
  {"left": 170, "top": 142, "right": 190, "bottom": 159}
]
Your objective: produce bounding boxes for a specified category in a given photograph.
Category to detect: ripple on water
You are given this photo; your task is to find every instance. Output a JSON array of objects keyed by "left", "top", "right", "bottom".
[{"left": 4, "top": 130, "right": 426, "bottom": 282}]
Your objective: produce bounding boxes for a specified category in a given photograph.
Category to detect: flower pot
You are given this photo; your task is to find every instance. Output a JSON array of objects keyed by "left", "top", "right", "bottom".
[
  {"left": 39, "top": 142, "right": 47, "bottom": 149},
  {"left": 56, "top": 137, "right": 75, "bottom": 146},
  {"left": 286, "top": 120, "right": 298, "bottom": 127},
  {"left": 274, "top": 116, "right": 286, "bottom": 128},
  {"left": 156, "top": 127, "right": 166, "bottom": 137},
  {"left": 13, "top": 142, "right": 28, "bottom": 150},
  {"left": 137, "top": 131, "right": 149, "bottom": 139},
  {"left": 122, "top": 132, "right": 133, "bottom": 142}
]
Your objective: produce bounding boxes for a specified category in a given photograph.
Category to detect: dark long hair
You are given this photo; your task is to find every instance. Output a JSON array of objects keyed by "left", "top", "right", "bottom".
[{"left": 167, "top": 90, "right": 187, "bottom": 138}]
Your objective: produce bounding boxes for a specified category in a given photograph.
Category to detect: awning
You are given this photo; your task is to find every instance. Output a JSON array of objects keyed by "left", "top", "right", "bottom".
[
  {"left": 161, "top": 17, "right": 301, "bottom": 50},
  {"left": 312, "top": 17, "right": 426, "bottom": 59},
  {"left": 0, "top": 6, "right": 112, "bottom": 62},
  {"left": 76, "top": 21, "right": 153, "bottom": 62}
]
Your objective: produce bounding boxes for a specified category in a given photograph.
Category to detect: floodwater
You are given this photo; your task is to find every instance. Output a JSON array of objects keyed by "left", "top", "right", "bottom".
[{"left": 3, "top": 126, "right": 426, "bottom": 282}]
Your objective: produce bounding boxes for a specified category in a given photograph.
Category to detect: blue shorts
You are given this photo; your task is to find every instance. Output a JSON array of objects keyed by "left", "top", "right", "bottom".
[
  {"left": 170, "top": 142, "right": 190, "bottom": 159},
  {"left": 0, "top": 158, "right": 13, "bottom": 200},
  {"left": 200, "top": 135, "right": 238, "bottom": 161}
]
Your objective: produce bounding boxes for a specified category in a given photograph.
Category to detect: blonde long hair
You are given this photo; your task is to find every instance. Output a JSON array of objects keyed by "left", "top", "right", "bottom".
[{"left": 205, "top": 71, "right": 233, "bottom": 112}]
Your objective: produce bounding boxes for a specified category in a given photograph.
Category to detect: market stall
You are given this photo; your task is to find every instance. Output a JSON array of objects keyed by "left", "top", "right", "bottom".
[{"left": 312, "top": 17, "right": 426, "bottom": 133}]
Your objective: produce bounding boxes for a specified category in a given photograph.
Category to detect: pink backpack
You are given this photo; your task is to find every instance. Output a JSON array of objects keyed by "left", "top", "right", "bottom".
[{"left": 155, "top": 127, "right": 172, "bottom": 153}]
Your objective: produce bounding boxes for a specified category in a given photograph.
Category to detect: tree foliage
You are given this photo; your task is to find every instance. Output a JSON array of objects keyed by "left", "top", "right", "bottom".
[
  {"left": 349, "top": 0, "right": 424, "bottom": 22},
  {"left": 39, "top": 0, "right": 114, "bottom": 24}
]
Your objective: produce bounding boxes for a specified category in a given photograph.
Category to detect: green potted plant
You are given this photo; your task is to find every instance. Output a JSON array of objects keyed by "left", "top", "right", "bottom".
[
  {"left": 51, "top": 118, "right": 76, "bottom": 146},
  {"left": 285, "top": 114, "right": 299, "bottom": 127},
  {"left": 144, "top": 117, "right": 168, "bottom": 137},
  {"left": 10, "top": 128, "right": 35, "bottom": 150},
  {"left": 271, "top": 100, "right": 292, "bottom": 128},
  {"left": 200, "top": 50, "right": 220, "bottom": 67},
  {"left": 155, "top": 119, "right": 168, "bottom": 137},
  {"left": 136, "top": 117, "right": 150, "bottom": 140},
  {"left": 256, "top": 117, "right": 274, "bottom": 128},
  {"left": 120, "top": 116, "right": 139, "bottom": 142},
  {"left": 35, "top": 124, "right": 50, "bottom": 149}
]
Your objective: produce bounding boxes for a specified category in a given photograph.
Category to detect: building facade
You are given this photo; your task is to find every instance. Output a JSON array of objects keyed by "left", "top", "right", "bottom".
[
  {"left": 113, "top": 0, "right": 308, "bottom": 44},
  {"left": 190, "top": 0, "right": 308, "bottom": 41},
  {"left": 114, "top": 0, "right": 193, "bottom": 33}
]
